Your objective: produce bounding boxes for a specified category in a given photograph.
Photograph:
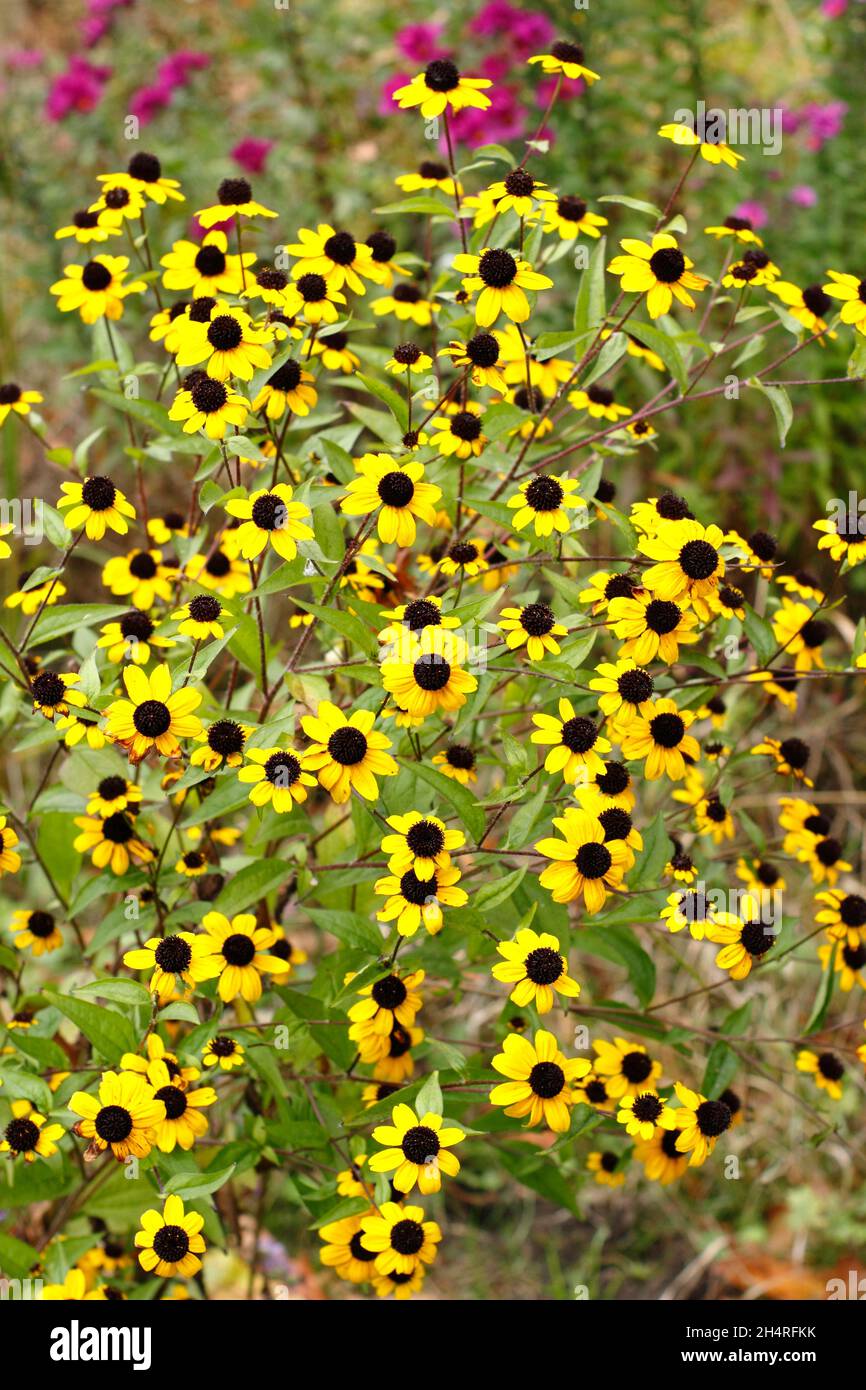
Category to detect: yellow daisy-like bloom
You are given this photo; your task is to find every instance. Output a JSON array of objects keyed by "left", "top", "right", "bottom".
[
  {"left": 160, "top": 229, "right": 250, "bottom": 297},
  {"left": 814, "top": 888, "right": 866, "bottom": 947},
  {"left": 797, "top": 833, "right": 852, "bottom": 887},
  {"left": 380, "top": 812, "right": 464, "bottom": 880},
  {"left": 196, "top": 176, "right": 276, "bottom": 228},
  {"left": 41, "top": 1268, "right": 105, "bottom": 1301},
  {"left": 372, "top": 1023, "right": 424, "bottom": 1083},
  {"left": 378, "top": 595, "right": 461, "bottom": 648},
  {"left": 57, "top": 475, "right": 136, "bottom": 540},
  {"left": 750, "top": 734, "right": 813, "bottom": 785},
  {"left": 606, "top": 590, "right": 699, "bottom": 664},
  {"left": 660, "top": 887, "right": 742, "bottom": 943},
  {"left": 50, "top": 254, "right": 146, "bottom": 322},
  {"left": 507, "top": 472, "right": 585, "bottom": 537},
  {"left": 102, "top": 547, "right": 176, "bottom": 610},
  {"left": 693, "top": 794, "right": 735, "bottom": 844},
  {"left": 252, "top": 360, "right": 318, "bottom": 419},
  {"left": 373, "top": 284, "right": 439, "bottom": 326},
  {"left": 319, "top": 1210, "right": 380, "bottom": 1285},
  {"left": 607, "top": 233, "right": 708, "bottom": 319},
  {"left": 531, "top": 700, "right": 611, "bottom": 784},
  {"left": 813, "top": 515, "right": 866, "bottom": 567},
  {"left": 105, "top": 663, "right": 202, "bottom": 763},
  {"left": 630, "top": 492, "right": 694, "bottom": 536},
  {"left": 498, "top": 603, "right": 567, "bottom": 662},
  {"left": 587, "top": 1151, "right": 626, "bottom": 1187},
  {"left": 360, "top": 1200, "right": 442, "bottom": 1277},
  {"left": 341, "top": 453, "right": 441, "bottom": 547},
  {"left": 589, "top": 660, "right": 655, "bottom": 730},
  {"left": 146, "top": 1059, "right": 216, "bottom": 1153},
  {"left": 0, "top": 1099, "right": 64, "bottom": 1162},
  {"left": 639, "top": 518, "right": 725, "bottom": 611},
  {"left": 658, "top": 120, "right": 744, "bottom": 169},
  {"left": 189, "top": 718, "right": 251, "bottom": 772},
  {"left": 439, "top": 332, "right": 508, "bottom": 391},
  {"left": 97, "top": 611, "right": 174, "bottom": 666},
  {"left": 369, "top": 1103, "right": 465, "bottom": 1195},
  {"left": 225, "top": 484, "right": 314, "bottom": 563},
  {"left": 626, "top": 418, "right": 658, "bottom": 444},
  {"left": 617, "top": 1090, "right": 678, "bottom": 1142},
  {"left": 347, "top": 967, "right": 425, "bottom": 1042},
  {"left": 670, "top": 1082, "right": 734, "bottom": 1165},
  {"left": 385, "top": 344, "right": 433, "bottom": 377},
  {"left": 543, "top": 194, "right": 608, "bottom": 240},
  {"left": 237, "top": 743, "right": 318, "bottom": 810},
  {"left": 819, "top": 938, "right": 866, "bottom": 993},
  {"left": 198, "top": 911, "right": 285, "bottom": 1003},
  {"left": 767, "top": 280, "right": 835, "bottom": 337},
  {"left": 393, "top": 59, "right": 492, "bottom": 117},
  {"left": 4, "top": 574, "right": 65, "bottom": 612},
  {"left": 29, "top": 668, "right": 86, "bottom": 721},
  {"left": 707, "top": 583, "right": 746, "bottom": 620},
  {"left": 771, "top": 598, "right": 828, "bottom": 672},
  {"left": 135, "top": 1194, "right": 206, "bottom": 1278},
  {"left": 619, "top": 698, "right": 699, "bottom": 781},
  {"left": 381, "top": 627, "right": 477, "bottom": 718},
  {"left": 123, "top": 930, "right": 220, "bottom": 1003},
  {"left": 528, "top": 40, "right": 600, "bottom": 82},
  {"left": 578, "top": 570, "right": 641, "bottom": 615},
  {"left": 492, "top": 927, "right": 580, "bottom": 1014},
  {"left": 453, "top": 247, "right": 552, "bottom": 326},
  {"left": 0, "top": 815, "right": 21, "bottom": 878},
  {"left": 185, "top": 535, "right": 251, "bottom": 598},
  {"left": 174, "top": 301, "right": 273, "bottom": 382},
  {"left": 591, "top": 1037, "right": 661, "bottom": 1098},
  {"left": 396, "top": 160, "right": 462, "bottom": 195},
  {"left": 55, "top": 205, "right": 122, "bottom": 243},
  {"left": 372, "top": 1265, "right": 426, "bottom": 1300},
  {"left": 706, "top": 901, "right": 775, "bottom": 979},
  {"left": 175, "top": 849, "right": 209, "bottom": 878},
  {"left": 735, "top": 857, "right": 786, "bottom": 902},
  {"left": 491, "top": 1028, "right": 591, "bottom": 1132},
  {"left": 432, "top": 743, "right": 477, "bottom": 783},
  {"left": 73, "top": 811, "right": 153, "bottom": 876},
  {"left": 568, "top": 384, "right": 632, "bottom": 422},
  {"left": 704, "top": 215, "right": 762, "bottom": 244},
  {"left": 437, "top": 539, "right": 488, "bottom": 579},
  {"left": 0, "top": 383, "right": 43, "bottom": 427},
  {"left": 168, "top": 377, "right": 250, "bottom": 439},
  {"left": 634, "top": 1127, "right": 689, "bottom": 1185},
  {"left": 120, "top": 1033, "right": 200, "bottom": 1091},
  {"left": 375, "top": 860, "right": 467, "bottom": 938},
  {"left": 430, "top": 402, "right": 487, "bottom": 459},
  {"left": 796, "top": 1049, "right": 845, "bottom": 1101},
  {"left": 97, "top": 152, "right": 183, "bottom": 204},
  {"left": 267, "top": 926, "right": 308, "bottom": 986},
  {"left": 486, "top": 168, "right": 556, "bottom": 219},
  {"left": 202, "top": 1035, "right": 245, "bottom": 1071},
  {"left": 69, "top": 1071, "right": 165, "bottom": 1161},
  {"left": 285, "top": 223, "right": 380, "bottom": 294},
  {"left": 171, "top": 595, "right": 224, "bottom": 643},
  {"left": 281, "top": 271, "right": 347, "bottom": 324},
  {"left": 302, "top": 701, "right": 397, "bottom": 804},
  {"left": 536, "top": 807, "right": 630, "bottom": 912},
  {"left": 10, "top": 908, "right": 63, "bottom": 956},
  {"left": 823, "top": 269, "right": 866, "bottom": 335}
]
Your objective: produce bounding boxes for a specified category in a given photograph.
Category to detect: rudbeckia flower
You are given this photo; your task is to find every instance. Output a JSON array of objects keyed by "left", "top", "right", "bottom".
[
  {"left": 55, "top": 206, "right": 122, "bottom": 243},
  {"left": 587, "top": 1151, "right": 627, "bottom": 1186},
  {"left": 102, "top": 548, "right": 176, "bottom": 610},
  {"left": 284, "top": 224, "right": 379, "bottom": 294},
  {"left": 531, "top": 701, "right": 611, "bottom": 783},
  {"left": 536, "top": 806, "right": 630, "bottom": 911},
  {"left": 310, "top": 329, "right": 360, "bottom": 373},
  {"left": 147, "top": 1059, "right": 216, "bottom": 1153},
  {"left": 253, "top": 360, "right": 318, "bottom": 418},
  {"left": 371, "top": 1023, "right": 424, "bottom": 1083},
  {"left": 185, "top": 535, "right": 251, "bottom": 597},
  {"left": 375, "top": 860, "right": 467, "bottom": 937},
  {"left": 73, "top": 811, "right": 153, "bottom": 876},
  {"left": 823, "top": 269, "right": 866, "bottom": 335},
  {"left": 97, "top": 610, "right": 174, "bottom": 665},
  {"left": 380, "top": 812, "right": 464, "bottom": 878},
  {"left": 69, "top": 1071, "right": 165, "bottom": 1161},
  {"left": 4, "top": 573, "right": 64, "bottom": 613},
  {"left": 498, "top": 603, "right": 567, "bottom": 662},
  {"left": 225, "top": 483, "right": 314, "bottom": 562},
  {"left": 319, "top": 1211, "right": 380, "bottom": 1285},
  {"left": 189, "top": 718, "right": 251, "bottom": 771},
  {"left": 369, "top": 1103, "right": 465, "bottom": 1195},
  {"left": 507, "top": 472, "right": 585, "bottom": 537},
  {"left": 528, "top": 40, "right": 600, "bottom": 83},
  {"left": 639, "top": 518, "right": 725, "bottom": 610},
  {"left": 453, "top": 247, "right": 552, "bottom": 325},
  {"left": 301, "top": 700, "right": 397, "bottom": 803},
  {"left": 50, "top": 254, "right": 146, "bottom": 323},
  {"left": 771, "top": 598, "right": 828, "bottom": 672},
  {"left": 430, "top": 402, "right": 487, "bottom": 459},
  {"left": 658, "top": 120, "right": 744, "bottom": 169},
  {"left": 432, "top": 743, "right": 477, "bottom": 783},
  {"left": 30, "top": 669, "right": 86, "bottom": 721},
  {"left": 0, "top": 382, "right": 43, "bottom": 426},
  {"left": 437, "top": 539, "right": 488, "bottom": 578},
  {"left": 198, "top": 911, "right": 285, "bottom": 1003},
  {"left": 10, "top": 908, "right": 63, "bottom": 956},
  {"left": 670, "top": 1082, "right": 734, "bottom": 1164},
  {"left": 237, "top": 743, "right": 318, "bottom": 810},
  {"left": 634, "top": 1127, "right": 688, "bottom": 1185},
  {"left": 796, "top": 1049, "right": 846, "bottom": 1100},
  {"left": 393, "top": 59, "right": 492, "bottom": 117},
  {"left": 607, "top": 233, "right": 708, "bottom": 319},
  {"left": 660, "top": 887, "right": 741, "bottom": 942},
  {"left": 104, "top": 663, "right": 203, "bottom": 761},
  {"left": 750, "top": 734, "right": 813, "bottom": 785},
  {"left": 347, "top": 967, "right": 425, "bottom": 1039},
  {"left": 171, "top": 595, "right": 225, "bottom": 643},
  {"left": 813, "top": 514, "right": 866, "bottom": 567},
  {"left": 98, "top": 152, "right": 183, "bottom": 204},
  {"left": 160, "top": 229, "right": 250, "bottom": 297},
  {"left": 543, "top": 194, "right": 608, "bottom": 240},
  {"left": 395, "top": 160, "right": 462, "bottom": 196},
  {"left": 373, "top": 283, "right": 439, "bottom": 326},
  {"left": 617, "top": 1090, "right": 678, "bottom": 1141},
  {"left": 492, "top": 927, "right": 580, "bottom": 1013},
  {"left": 86, "top": 771, "right": 142, "bottom": 820},
  {"left": 281, "top": 271, "right": 347, "bottom": 324},
  {"left": 385, "top": 341, "right": 433, "bottom": 377},
  {"left": 490, "top": 1028, "right": 591, "bottom": 1132},
  {"left": 196, "top": 176, "right": 276, "bottom": 228},
  {"left": 135, "top": 1194, "right": 206, "bottom": 1278},
  {"left": 57, "top": 475, "right": 136, "bottom": 540},
  {"left": 619, "top": 698, "right": 699, "bottom": 781},
  {"left": 0, "top": 815, "right": 22, "bottom": 877},
  {"left": 340, "top": 453, "right": 441, "bottom": 547},
  {"left": 174, "top": 301, "right": 273, "bottom": 381},
  {"left": 120, "top": 1033, "right": 200, "bottom": 1091},
  {"left": 359, "top": 1201, "right": 442, "bottom": 1277},
  {"left": 439, "top": 332, "right": 507, "bottom": 390},
  {"left": 202, "top": 1036, "right": 245, "bottom": 1071},
  {"left": 706, "top": 904, "right": 776, "bottom": 979},
  {"left": 768, "top": 280, "right": 835, "bottom": 337},
  {"left": 704, "top": 214, "right": 762, "bottom": 244},
  {"left": 589, "top": 660, "right": 655, "bottom": 729},
  {"left": 0, "top": 1100, "right": 64, "bottom": 1162},
  {"left": 819, "top": 939, "right": 866, "bottom": 992},
  {"left": 606, "top": 590, "right": 699, "bottom": 664},
  {"left": 590, "top": 1037, "right": 662, "bottom": 1099},
  {"left": 568, "top": 384, "right": 632, "bottom": 422},
  {"left": 169, "top": 375, "right": 250, "bottom": 438},
  {"left": 381, "top": 627, "right": 477, "bottom": 718},
  {"left": 814, "top": 888, "right": 866, "bottom": 946}
]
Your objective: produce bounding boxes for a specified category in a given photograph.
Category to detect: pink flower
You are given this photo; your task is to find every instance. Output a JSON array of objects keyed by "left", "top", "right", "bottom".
[
  {"left": 380, "top": 72, "right": 410, "bottom": 115},
  {"left": 157, "top": 50, "right": 209, "bottom": 87},
  {"left": 46, "top": 56, "right": 111, "bottom": 121},
  {"left": 789, "top": 185, "right": 818, "bottom": 208},
  {"left": 129, "top": 82, "right": 171, "bottom": 124},
  {"left": 536, "top": 73, "right": 583, "bottom": 106},
  {"left": 447, "top": 83, "right": 527, "bottom": 148},
  {"left": 395, "top": 23, "right": 447, "bottom": 65},
  {"left": 3, "top": 48, "right": 44, "bottom": 70},
  {"left": 231, "top": 137, "right": 274, "bottom": 175},
  {"left": 471, "top": 2, "right": 554, "bottom": 58},
  {"left": 732, "top": 200, "right": 769, "bottom": 230}
]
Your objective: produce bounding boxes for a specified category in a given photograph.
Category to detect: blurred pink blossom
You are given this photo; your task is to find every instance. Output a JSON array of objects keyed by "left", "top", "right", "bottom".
[
  {"left": 231, "top": 137, "right": 274, "bottom": 175},
  {"left": 3, "top": 49, "right": 43, "bottom": 70},
  {"left": 733, "top": 200, "right": 769, "bottom": 229},
  {"left": 395, "top": 23, "right": 448, "bottom": 65},
  {"left": 790, "top": 184, "right": 818, "bottom": 207},
  {"left": 46, "top": 56, "right": 111, "bottom": 120},
  {"left": 471, "top": 2, "right": 554, "bottom": 59}
]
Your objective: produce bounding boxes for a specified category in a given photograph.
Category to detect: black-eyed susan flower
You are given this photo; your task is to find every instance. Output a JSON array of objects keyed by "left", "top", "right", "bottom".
[
  {"left": 704, "top": 214, "right": 763, "bottom": 244},
  {"left": 634, "top": 1127, "right": 688, "bottom": 1185},
  {"left": 432, "top": 743, "right": 477, "bottom": 783},
  {"left": 341, "top": 453, "right": 441, "bottom": 547},
  {"left": 587, "top": 1151, "right": 626, "bottom": 1187},
  {"left": 796, "top": 1049, "right": 845, "bottom": 1100},
  {"left": 631, "top": 491, "right": 694, "bottom": 536},
  {"left": 658, "top": 120, "right": 744, "bottom": 169},
  {"left": 453, "top": 247, "right": 552, "bottom": 326},
  {"left": 175, "top": 301, "right": 273, "bottom": 381},
  {"left": 528, "top": 40, "right": 600, "bottom": 82},
  {"left": 439, "top": 332, "right": 507, "bottom": 391},
  {"left": 818, "top": 938, "right": 866, "bottom": 992},
  {"left": 189, "top": 718, "right": 251, "bottom": 772},
  {"left": 395, "top": 160, "right": 462, "bottom": 195},
  {"left": 378, "top": 598, "right": 461, "bottom": 650},
  {"left": 196, "top": 176, "right": 276, "bottom": 228},
  {"left": 498, "top": 603, "right": 567, "bottom": 662},
  {"left": 626, "top": 418, "right": 658, "bottom": 443},
  {"left": 69, "top": 1071, "right": 165, "bottom": 1161},
  {"left": 98, "top": 151, "right": 183, "bottom": 204},
  {"left": 0, "top": 1100, "right": 64, "bottom": 1162},
  {"left": 253, "top": 359, "right": 319, "bottom": 420},
  {"left": 347, "top": 968, "right": 425, "bottom": 1044},
  {"left": 589, "top": 660, "right": 655, "bottom": 729},
  {"left": 372, "top": 1266, "right": 426, "bottom": 1300},
  {"left": 768, "top": 280, "right": 835, "bottom": 336},
  {"left": 285, "top": 223, "right": 379, "bottom": 293},
  {"left": 55, "top": 205, "right": 122, "bottom": 243},
  {"left": 430, "top": 403, "right": 487, "bottom": 459},
  {"left": 319, "top": 1211, "right": 380, "bottom": 1285},
  {"left": 544, "top": 194, "right": 607, "bottom": 240},
  {"left": 373, "top": 283, "right": 438, "bottom": 327},
  {"left": 171, "top": 595, "right": 225, "bottom": 643},
  {"left": 507, "top": 472, "right": 585, "bottom": 538},
  {"left": 168, "top": 375, "right": 250, "bottom": 439},
  {"left": 359, "top": 1200, "right": 442, "bottom": 1277},
  {"left": 591, "top": 1037, "right": 661, "bottom": 1098},
  {"left": 102, "top": 548, "right": 176, "bottom": 610},
  {"left": 267, "top": 927, "right": 308, "bottom": 986},
  {"left": 384, "top": 342, "right": 433, "bottom": 378},
  {"left": 736, "top": 857, "right": 785, "bottom": 902},
  {"left": 57, "top": 475, "right": 136, "bottom": 540},
  {"left": 708, "top": 584, "right": 746, "bottom": 620},
  {"left": 50, "top": 254, "right": 146, "bottom": 322},
  {"left": 244, "top": 264, "right": 293, "bottom": 309},
  {"left": 147, "top": 1059, "right": 216, "bottom": 1153},
  {"left": 0, "top": 382, "right": 43, "bottom": 426},
  {"left": 671, "top": 1083, "right": 733, "bottom": 1165},
  {"left": 375, "top": 859, "right": 467, "bottom": 937},
  {"left": 225, "top": 484, "right": 314, "bottom": 562},
  {"left": 536, "top": 807, "right": 630, "bottom": 912},
  {"left": 492, "top": 927, "right": 580, "bottom": 1013},
  {"left": 606, "top": 591, "right": 698, "bottom": 664},
  {"left": 120, "top": 1033, "right": 200, "bottom": 1092},
  {"left": 771, "top": 598, "right": 828, "bottom": 671},
  {"left": 301, "top": 701, "right": 397, "bottom": 803},
  {"left": 813, "top": 514, "right": 866, "bottom": 567},
  {"left": 135, "top": 1194, "right": 206, "bottom": 1279},
  {"left": 814, "top": 888, "right": 866, "bottom": 946},
  {"left": 73, "top": 812, "right": 153, "bottom": 875},
  {"left": 237, "top": 743, "right": 318, "bottom": 810},
  {"left": 382, "top": 627, "right": 477, "bottom": 718},
  {"left": 750, "top": 735, "right": 813, "bottom": 785},
  {"left": 531, "top": 701, "right": 611, "bottom": 783},
  {"left": 639, "top": 518, "right": 725, "bottom": 612},
  {"left": 393, "top": 57, "right": 492, "bottom": 116},
  {"left": 281, "top": 271, "right": 346, "bottom": 324},
  {"left": 706, "top": 902, "right": 775, "bottom": 979},
  {"left": 380, "top": 812, "right": 464, "bottom": 879},
  {"left": 437, "top": 539, "right": 488, "bottom": 579},
  {"left": 491, "top": 1028, "right": 590, "bottom": 1132},
  {"left": 607, "top": 233, "right": 708, "bottom": 319},
  {"left": 309, "top": 328, "right": 360, "bottom": 373},
  {"left": 369, "top": 1103, "right": 465, "bottom": 1195},
  {"left": 105, "top": 663, "right": 202, "bottom": 762},
  {"left": 175, "top": 849, "right": 209, "bottom": 879},
  {"left": 617, "top": 1090, "right": 678, "bottom": 1141},
  {"left": 797, "top": 832, "right": 852, "bottom": 887},
  {"left": 487, "top": 168, "right": 556, "bottom": 219},
  {"left": 693, "top": 794, "right": 734, "bottom": 844},
  {"left": 30, "top": 668, "right": 86, "bottom": 722},
  {"left": 568, "top": 384, "right": 632, "bottom": 423},
  {"left": 368, "top": 1023, "right": 425, "bottom": 1083},
  {"left": 202, "top": 1035, "right": 245, "bottom": 1071},
  {"left": 186, "top": 535, "right": 251, "bottom": 598},
  {"left": 10, "top": 908, "right": 63, "bottom": 956},
  {"left": 722, "top": 259, "right": 765, "bottom": 290},
  {"left": 620, "top": 698, "right": 699, "bottom": 781},
  {"left": 578, "top": 570, "right": 641, "bottom": 614},
  {"left": 822, "top": 269, "right": 866, "bottom": 335},
  {"left": 161, "top": 229, "right": 249, "bottom": 297},
  {"left": 98, "top": 611, "right": 174, "bottom": 667},
  {"left": 660, "top": 887, "right": 739, "bottom": 942},
  {"left": 0, "top": 816, "right": 21, "bottom": 878},
  {"left": 198, "top": 911, "right": 284, "bottom": 1003},
  {"left": 123, "top": 931, "right": 220, "bottom": 1003},
  {"left": 4, "top": 572, "right": 65, "bottom": 613}
]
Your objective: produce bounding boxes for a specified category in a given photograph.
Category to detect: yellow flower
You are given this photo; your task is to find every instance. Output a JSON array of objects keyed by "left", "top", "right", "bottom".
[
  {"left": 589, "top": 660, "right": 655, "bottom": 728},
  {"left": 341, "top": 453, "right": 441, "bottom": 547},
  {"left": 490, "top": 1028, "right": 591, "bottom": 1132},
  {"left": 73, "top": 812, "right": 152, "bottom": 876},
  {"left": 507, "top": 473, "right": 585, "bottom": 537},
  {"left": 97, "top": 611, "right": 174, "bottom": 665},
  {"left": 380, "top": 812, "right": 464, "bottom": 879},
  {"left": 195, "top": 176, "right": 276, "bottom": 228},
  {"left": 813, "top": 514, "right": 866, "bottom": 567},
  {"left": 237, "top": 744, "right": 318, "bottom": 810},
  {"left": 50, "top": 254, "right": 146, "bottom": 322},
  {"left": 374, "top": 860, "right": 467, "bottom": 937},
  {"left": 536, "top": 807, "right": 631, "bottom": 912},
  {"left": 617, "top": 1090, "right": 678, "bottom": 1142},
  {"left": 767, "top": 280, "right": 835, "bottom": 337},
  {"left": 161, "top": 229, "right": 250, "bottom": 296},
  {"left": 639, "top": 518, "right": 725, "bottom": 612},
  {"left": 531, "top": 700, "right": 611, "bottom": 783},
  {"left": 568, "top": 385, "right": 631, "bottom": 422},
  {"left": 174, "top": 301, "right": 273, "bottom": 381},
  {"left": 393, "top": 60, "right": 492, "bottom": 117},
  {"left": 587, "top": 1151, "right": 626, "bottom": 1186},
  {"left": 105, "top": 663, "right": 202, "bottom": 762},
  {"left": 123, "top": 931, "right": 219, "bottom": 1003},
  {"left": 0, "top": 383, "right": 43, "bottom": 426},
  {"left": 252, "top": 361, "right": 318, "bottom": 419},
  {"left": 102, "top": 547, "right": 176, "bottom": 610},
  {"left": 0, "top": 1099, "right": 64, "bottom": 1162},
  {"left": 823, "top": 269, "right": 866, "bottom": 335},
  {"left": 69, "top": 1070, "right": 165, "bottom": 1161},
  {"left": 607, "top": 233, "right": 708, "bottom": 318},
  {"left": 528, "top": 41, "right": 600, "bottom": 82},
  {"left": 97, "top": 153, "right": 183, "bottom": 205},
  {"left": 168, "top": 377, "right": 250, "bottom": 439},
  {"left": 135, "top": 1194, "right": 206, "bottom": 1278},
  {"left": 302, "top": 700, "right": 397, "bottom": 804},
  {"left": 57, "top": 475, "right": 136, "bottom": 540},
  {"left": 492, "top": 927, "right": 580, "bottom": 1013},
  {"left": 453, "top": 247, "right": 552, "bottom": 326},
  {"left": 498, "top": 603, "right": 567, "bottom": 662},
  {"left": 796, "top": 1049, "right": 845, "bottom": 1100},
  {"left": 369, "top": 1103, "right": 465, "bottom": 1195},
  {"left": 0, "top": 815, "right": 21, "bottom": 878},
  {"left": 658, "top": 121, "right": 744, "bottom": 169},
  {"left": 284, "top": 223, "right": 379, "bottom": 294},
  {"left": 619, "top": 698, "right": 699, "bottom": 781},
  {"left": 670, "top": 1081, "right": 734, "bottom": 1165},
  {"left": 10, "top": 908, "right": 63, "bottom": 956},
  {"left": 432, "top": 743, "right": 477, "bottom": 783},
  {"left": 319, "top": 1210, "right": 380, "bottom": 1284},
  {"left": 359, "top": 1200, "right": 442, "bottom": 1276},
  {"left": 430, "top": 403, "right": 487, "bottom": 459},
  {"left": 225, "top": 483, "right": 314, "bottom": 562},
  {"left": 606, "top": 590, "right": 699, "bottom": 664},
  {"left": 147, "top": 1059, "right": 216, "bottom": 1153},
  {"left": 771, "top": 598, "right": 828, "bottom": 672},
  {"left": 198, "top": 911, "right": 285, "bottom": 1003},
  {"left": 202, "top": 1035, "right": 245, "bottom": 1070},
  {"left": 543, "top": 194, "right": 608, "bottom": 239}
]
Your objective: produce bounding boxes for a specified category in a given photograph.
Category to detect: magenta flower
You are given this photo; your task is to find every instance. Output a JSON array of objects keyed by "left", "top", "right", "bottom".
[
  {"left": 3, "top": 49, "right": 44, "bottom": 70},
  {"left": 789, "top": 185, "right": 818, "bottom": 208},
  {"left": 733, "top": 200, "right": 769, "bottom": 230},
  {"left": 231, "top": 138, "right": 274, "bottom": 176},
  {"left": 395, "top": 23, "right": 447, "bottom": 65},
  {"left": 46, "top": 56, "right": 111, "bottom": 121},
  {"left": 471, "top": 2, "right": 554, "bottom": 59}
]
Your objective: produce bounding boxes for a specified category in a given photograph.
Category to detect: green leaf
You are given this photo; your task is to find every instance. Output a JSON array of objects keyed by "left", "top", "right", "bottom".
[
  {"left": 43, "top": 990, "right": 137, "bottom": 1062},
  {"left": 402, "top": 758, "right": 486, "bottom": 843},
  {"left": 165, "top": 1164, "right": 236, "bottom": 1201},
  {"left": 0, "top": 1065, "right": 53, "bottom": 1111},
  {"left": 215, "top": 860, "right": 295, "bottom": 916},
  {"left": 749, "top": 379, "right": 793, "bottom": 448},
  {"left": 631, "top": 812, "right": 671, "bottom": 889},
  {"left": 25, "top": 603, "right": 129, "bottom": 647},
  {"left": 306, "top": 908, "right": 384, "bottom": 952},
  {"left": 473, "top": 866, "right": 527, "bottom": 913},
  {"left": 598, "top": 194, "right": 662, "bottom": 217},
  {"left": 355, "top": 373, "right": 408, "bottom": 432},
  {"left": 624, "top": 320, "right": 689, "bottom": 390},
  {"left": 573, "top": 236, "right": 607, "bottom": 337},
  {"left": 743, "top": 607, "right": 776, "bottom": 666},
  {"left": 805, "top": 943, "right": 837, "bottom": 1035},
  {"left": 414, "top": 1070, "right": 443, "bottom": 1117},
  {"left": 0, "top": 1231, "right": 39, "bottom": 1279}
]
